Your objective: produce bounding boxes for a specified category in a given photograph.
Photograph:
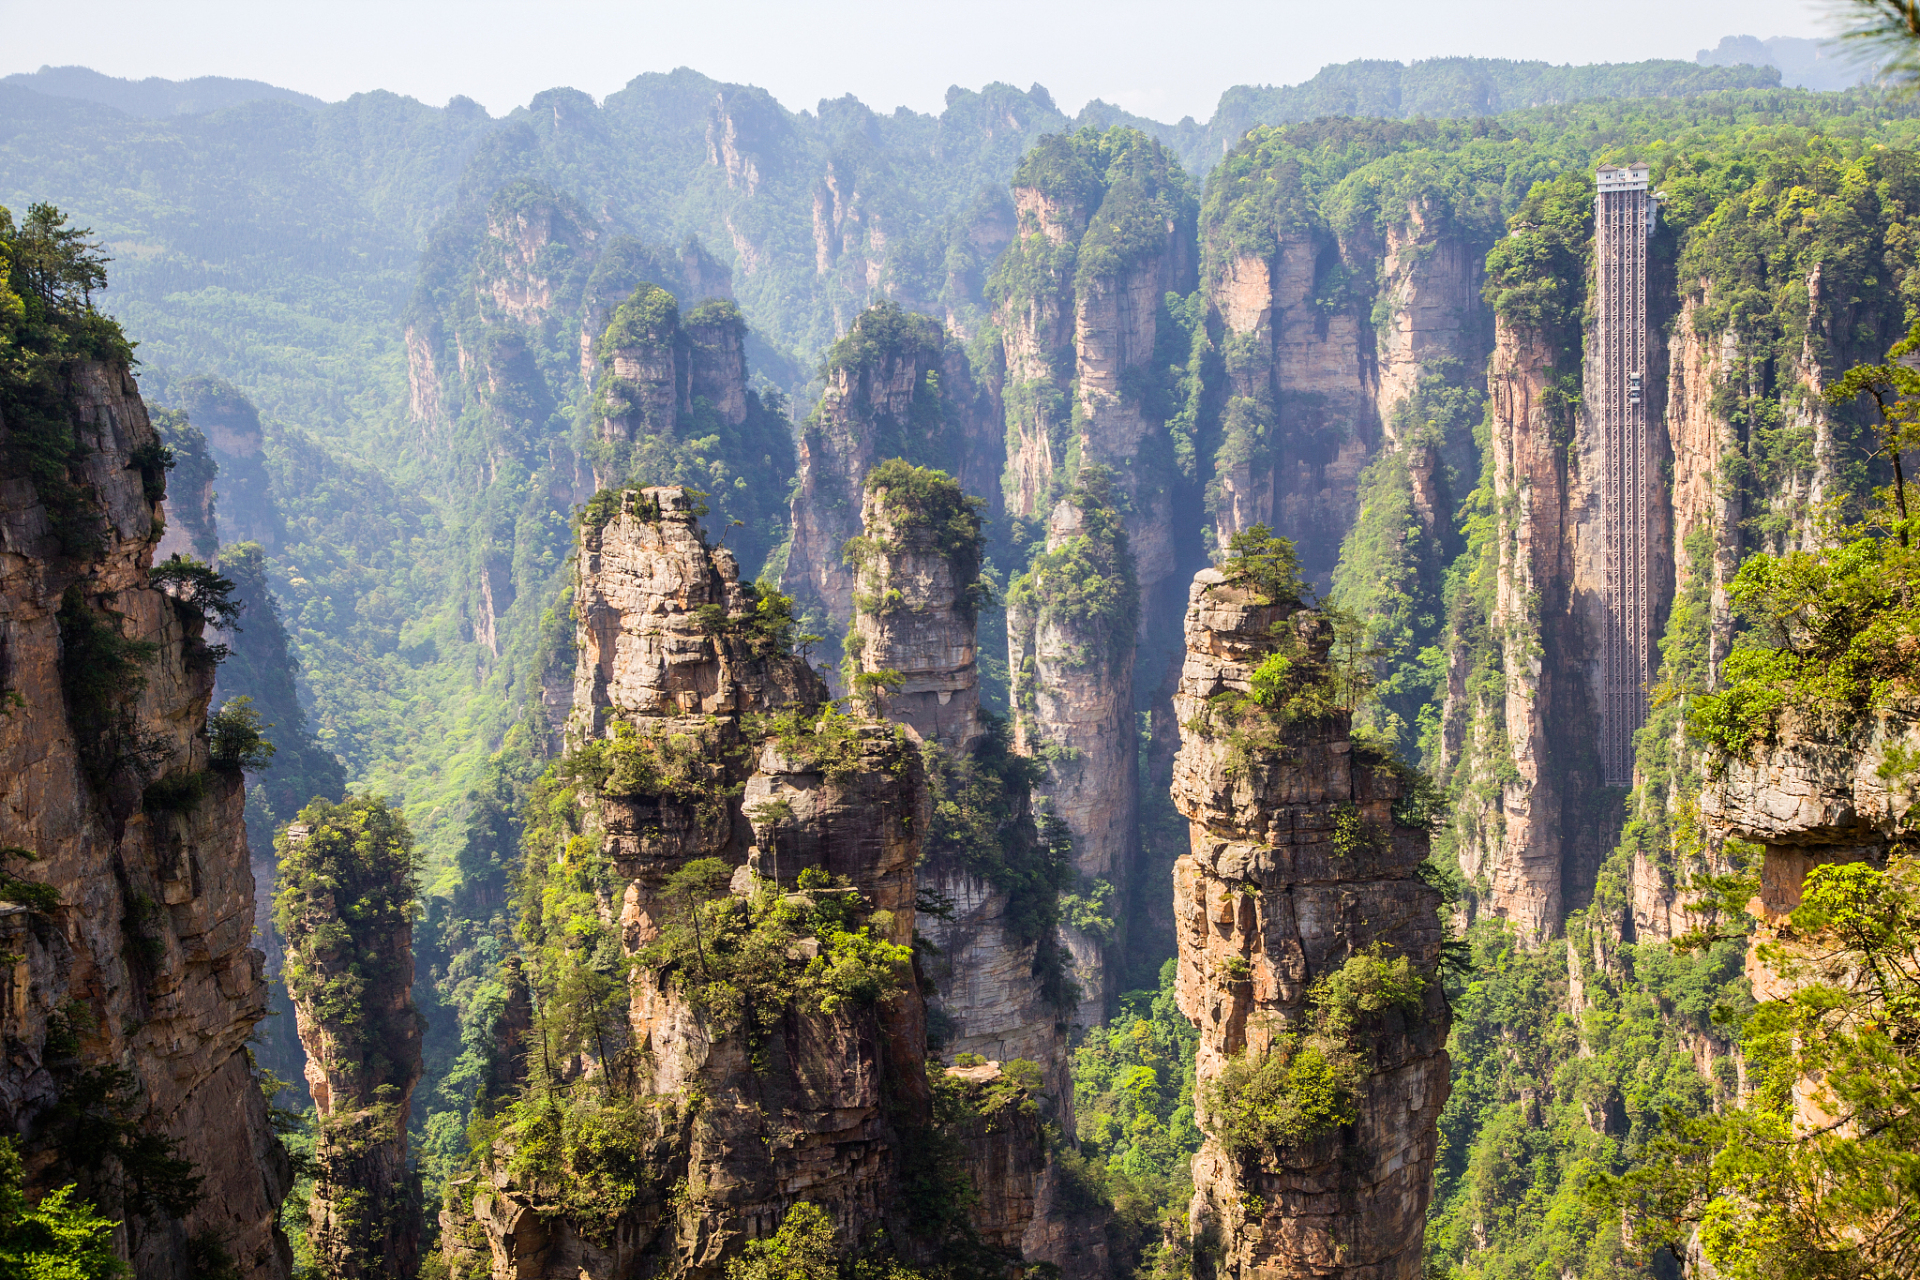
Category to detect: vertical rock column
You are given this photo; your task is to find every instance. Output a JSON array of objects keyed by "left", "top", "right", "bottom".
[
  {"left": 0, "top": 357, "right": 292, "bottom": 1280},
  {"left": 276, "top": 801, "right": 423, "bottom": 1280},
  {"left": 783, "top": 304, "right": 1001, "bottom": 675},
  {"left": 1170, "top": 568, "right": 1449, "bottom": 1280},
  {"left": 848, "top": 469, "right": 985, "bottom": 754},
  {"left": 1008, "top": 472, "right": 1138, "bottom": 1019},
  {"left": 851, "top": 464, "right": 1105, "bottom": 1275}
]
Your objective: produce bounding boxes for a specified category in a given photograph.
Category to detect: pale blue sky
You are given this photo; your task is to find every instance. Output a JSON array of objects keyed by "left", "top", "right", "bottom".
[{"left": 1, "top": 0, "right": 1835, "bottom": 122}]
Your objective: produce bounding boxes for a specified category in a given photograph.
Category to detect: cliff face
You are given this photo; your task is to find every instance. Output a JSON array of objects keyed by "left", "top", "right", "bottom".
[
  {"left": 1203, "top": 218, "right": 1486, "bottom": 589},
  {"left": 0, "top": 360, "right": 290, "bottom": 1278},
  {"left": 1169, "top": 569, "right": 1448, "bottom": 1280},
  {"left": 1009, "top": 483, "right": 1138, "bottom": 1018},
  {"left": 992, "top": 131, "right": 1197, "bottom": 635},
  {"left": 847, "top": 471, "right": 1107, "bottom": 1276},
  {"left": 848, "top": 480, "right": 985, "bottom": 755},
  {"left": 1440, "top": 306, "right": 1663, "bottom": 942},
  {"left": 1372, "top": 214, "right": 1490, "bottom": 432},
  {"left": 448, "top": 487, "right": 968, "bottom": 1279},
  {"left": 1703, "top": 712, "right": 1918, "bottom": 998},
  {"left": 278, "top": 803, "right": 423, "bottom": 1280},
  {"left": 782, "top": 304, "right": 1002, "bottom": 676},
  {"left": 1205, "top": 238, "right": 1373, "bottom": 582}
]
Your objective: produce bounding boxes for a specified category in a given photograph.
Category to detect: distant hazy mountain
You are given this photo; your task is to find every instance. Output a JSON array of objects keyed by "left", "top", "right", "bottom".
[
  {"left": 1697, "top": 35, "right": 1870, "bottom": 92},
  {"left": 0, "top": 64, "right": 327, "bottom": 117}
]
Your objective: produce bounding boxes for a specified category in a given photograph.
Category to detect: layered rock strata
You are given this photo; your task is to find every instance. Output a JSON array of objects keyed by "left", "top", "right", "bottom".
[
  {"left": 1171, "top": 568, "right": 1449, "bottom": 1279},
  {"left": 0, "top": 360, "right": 290, "bottom": 1279},
  {"left": 448, "top": 487, "right": 989, "bottom": 1279},
  {"left": 782, "top": 304, "right": 1002, "bottom": 675},
  {"left": 1008, "top": 484, "right": 1138, "bottom": 1019},
  {"left": 1702, "top": 711, "right": 1919, "bottom": 1001}
]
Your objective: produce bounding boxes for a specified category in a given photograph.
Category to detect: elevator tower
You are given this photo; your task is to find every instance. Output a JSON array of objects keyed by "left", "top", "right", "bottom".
[{"left": 1595, "top": 162, "right": 1654, "bottom": 787}]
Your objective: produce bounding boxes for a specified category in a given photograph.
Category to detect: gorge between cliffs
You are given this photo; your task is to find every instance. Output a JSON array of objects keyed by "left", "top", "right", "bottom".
[{"left": 2, "top": 46, "right": 1920, "bottom": 1280}]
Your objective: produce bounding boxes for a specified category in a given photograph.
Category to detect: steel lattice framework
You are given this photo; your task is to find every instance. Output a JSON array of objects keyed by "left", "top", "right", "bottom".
[{"left": 1595, "top": 164, "right": 1653, "bottom": 788}]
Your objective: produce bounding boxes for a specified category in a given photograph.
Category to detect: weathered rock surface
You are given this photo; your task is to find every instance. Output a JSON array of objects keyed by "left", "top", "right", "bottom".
[
  {"left": 847, "top": 474, "right": 1107, "bottom": 1277},
  {"left": 1440, "top": 313, "right": 1648, "bottom": 942},
  {"left": 849, "top": 484, "right": 985, "bottom": 755},
  {"left": 281, "top": 815, "right": 423, "bottom": 1280},
  {"left": 1009, "top": 493, "right": 1138, "bottom": 1019},
  {"left": 451, "top": 487, "right": 1041, "bottom": 1279},
  {"left": 0, "top": 360, "right": 290, "bottom": 1279},
  {"left": 782, "top": 306, "right": 1002, "bottom": 678},
  {"left": 1171, "top": 569, "right": 1449, "bottom": 1280}
]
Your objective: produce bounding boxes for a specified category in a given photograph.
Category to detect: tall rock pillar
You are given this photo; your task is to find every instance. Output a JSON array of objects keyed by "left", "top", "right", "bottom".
[
  {"left": 1171, "top": 567, "right": 1449, "bottom": 1279},
  {"left": 276, "top": 799, "right": 424, "bottom": 1280},
  {"left": 1008, "top": 469, "right": 1138, "bottom": 1019},
  {"left": 849, "top": 463, "right": 1107, "bottom": 1274}
]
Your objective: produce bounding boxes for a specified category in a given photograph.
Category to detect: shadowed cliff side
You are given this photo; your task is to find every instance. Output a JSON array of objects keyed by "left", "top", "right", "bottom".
[
  {"left": 847, "top": 461, "right": 1108, "bottom": 1274},
  {"left": 1008, "top": 468, "right": 1139, "bottom": 1021},
  {"left": 783, "top": 304, "right": 1003, "bottom": 682},
  {"left": 0, "top": 206, "right": 291, "bottom": 1278}
]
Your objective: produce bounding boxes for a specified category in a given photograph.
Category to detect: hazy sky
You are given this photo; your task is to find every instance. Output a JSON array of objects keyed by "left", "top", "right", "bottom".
[{"left": 3, "top": 0, "right": 1835, "bottom": 122}]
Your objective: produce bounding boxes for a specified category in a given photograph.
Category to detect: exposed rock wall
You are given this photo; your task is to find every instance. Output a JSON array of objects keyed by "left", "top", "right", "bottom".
[
  {"left": 1009, "top": 489, "right": 1138, "bottom": 1019},
  {"left": 849, "top": 481, "right": 985, "bottom": 753},
  {"left": 782, "top": 305, "right": 1002, "bottom": 677},
  {"left": 847, "top": 473, "right": 1106, "bottom": 1276},
  {"left": 1372, "top": 214, "right": 1490, "bottom": 430},
  {"left": 280, "top": 813, "right": 423, "bottom": 1280},
  {"left": 1202, "top": 213, "right": 1488, "bottom": 586},
  {"left": 449, "top": 488, "right": 960, "bottom": 1278},
  {"left": 1441, "top": 307, "right": 1666, "bottom": 942},
  {"left": 1169, "top": 569, "right": 1449, "bottom": 1280},
  {"left": 993, "top": 135, "right": 1196, "bottom": 634},
  {"left": 1205, "top": 240, "right": 1372, "bottom": 581},
  {"left": 0, "top": 360, "right": 290, "bottom": 1279},
  {"left": 591, "top": 290, "right": 763, "bottom": 488}
]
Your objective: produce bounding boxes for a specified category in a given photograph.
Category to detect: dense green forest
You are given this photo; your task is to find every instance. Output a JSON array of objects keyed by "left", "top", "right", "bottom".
[{"left": 8, "top": 44, "right": 1920, "bottom": 1280}]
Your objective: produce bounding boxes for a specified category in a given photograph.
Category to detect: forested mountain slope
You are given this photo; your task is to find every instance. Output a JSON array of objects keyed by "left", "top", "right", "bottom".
[{"left": 6, "top": 47, "right": 1920, "bottom": 1280}]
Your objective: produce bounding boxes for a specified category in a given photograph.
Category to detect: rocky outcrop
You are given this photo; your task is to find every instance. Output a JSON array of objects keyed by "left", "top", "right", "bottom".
[
  {"left": 782, "top": 305, "right": 1002, "bottom": 677},
  {"left": 585, "top": 285, "right": 795, "bottom": 579},
  {"left": 1701, "top": 711, "right": 1917, "bottom": 1139},
  {"left": 846, "top": 467, "right": 1107, "bottom": 1276},
  {"left": 1170, "top": 568, "right": 1449, "bottom": 1280},
  {"left": 278, "top": 803, "right": 423, "bottom": 1280},
  {"left": 1701, "top": 711, "right": 1918, "bottom": 995},
  {"left": 1008, "top": 476, "right": 1138, "bottom": 1019},
  {"left": 848, "top": 476, "right": 985, "bottom": 753},
  {"left": 0, "top": 359, "right": 290, "bottom": 1279},
  {"left": 446, "top": 487, "right": 985, "bottom": 1279}
]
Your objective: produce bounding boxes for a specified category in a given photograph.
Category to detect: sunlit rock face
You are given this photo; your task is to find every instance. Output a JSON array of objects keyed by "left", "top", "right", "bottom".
[{"left": 1170, "top": 568, "right": 1449, "bottom": 1280}]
